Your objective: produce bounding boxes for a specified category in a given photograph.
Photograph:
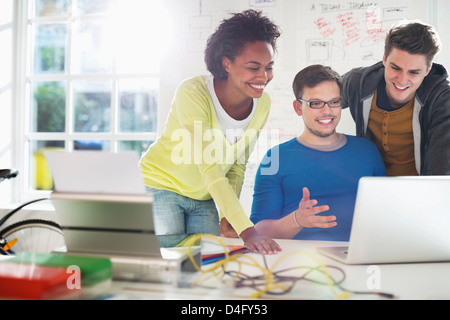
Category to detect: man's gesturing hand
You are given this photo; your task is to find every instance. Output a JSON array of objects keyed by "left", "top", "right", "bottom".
[{"left": 294, "top": 187, "right": 337, "bottom": 229}]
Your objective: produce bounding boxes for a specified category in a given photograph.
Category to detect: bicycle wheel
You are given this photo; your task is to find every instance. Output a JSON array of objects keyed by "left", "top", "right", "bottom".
[{"left": 0, "top": 219, "right": 65, "bottom": 253}]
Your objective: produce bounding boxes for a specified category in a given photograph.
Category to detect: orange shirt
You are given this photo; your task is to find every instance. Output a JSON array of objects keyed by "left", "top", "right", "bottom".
[{"left": 368, "top": 91, "right": 418, "bottom": 176}]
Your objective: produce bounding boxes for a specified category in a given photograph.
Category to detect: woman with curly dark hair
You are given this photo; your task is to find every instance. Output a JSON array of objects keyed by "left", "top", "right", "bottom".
[{"left": 140, "top": 9, "right": 282, "bottom": 254}]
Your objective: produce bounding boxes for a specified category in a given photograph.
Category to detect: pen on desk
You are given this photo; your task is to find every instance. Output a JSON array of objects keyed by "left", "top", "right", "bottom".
[{"left": 0, "top": 247, "right": 8, "bottom": 255}]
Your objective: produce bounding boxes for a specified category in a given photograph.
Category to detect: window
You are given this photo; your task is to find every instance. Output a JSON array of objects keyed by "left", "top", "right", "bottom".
[
  {"left": 0, "top": 0, "right": 13, "bottom": 204},
  {"left": 16, "top": 0, "right": 171, "bottom": 200}
]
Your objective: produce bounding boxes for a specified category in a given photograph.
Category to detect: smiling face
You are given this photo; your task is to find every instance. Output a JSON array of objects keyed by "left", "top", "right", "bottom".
[
  {"left": 383, "top": 47, "right": 431, "bottom": 108},
  {"left": 294, "top": 80, "right": 342, "bottom": 145},
  {"left": 222, "top": 41, "right": 275, "bottom": 100}
]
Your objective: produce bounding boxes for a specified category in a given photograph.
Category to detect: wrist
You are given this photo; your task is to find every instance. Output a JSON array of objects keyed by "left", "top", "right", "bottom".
[
  {"left": 293, "top": 210, "right": 303, "bottom": 229},
  {"left": 239, "top": 226, "right": 258, "bottom": 242}
]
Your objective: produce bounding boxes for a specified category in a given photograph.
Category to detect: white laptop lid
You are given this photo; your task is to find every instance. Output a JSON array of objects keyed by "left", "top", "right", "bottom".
[
  {"left": 343, "top": 176, "right": 450, "bottom": 264},
  {"left": 44, "top": 150, "right": 146, "bottom": 195}
]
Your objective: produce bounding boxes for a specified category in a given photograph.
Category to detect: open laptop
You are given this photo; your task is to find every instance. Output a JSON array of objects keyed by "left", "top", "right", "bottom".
[
  {"left": 45, "top": 150, "right": 200, "bottom": 282},
  {"left": 317, "top": 176, "right": 450, "bottom": 264}
]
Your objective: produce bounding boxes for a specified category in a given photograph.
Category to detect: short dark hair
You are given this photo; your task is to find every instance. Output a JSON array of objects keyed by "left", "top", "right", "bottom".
[
  {"left": 292, "top": 65, "right": 342, "bottom": 99},
  {"left": 385, "top": 21, "right": 441, "bottom": 67},
  {"left": 204, "top": 9, "right": 281, "bottom": 80}
]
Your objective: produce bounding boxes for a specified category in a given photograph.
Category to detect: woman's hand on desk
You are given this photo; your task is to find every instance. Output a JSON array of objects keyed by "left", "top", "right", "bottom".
[
  {"left": 240, "top": 227, "right": 282, "bottom": 255},
  {"left": 220, "top": 218, "right": 281, "bottom": 255}
]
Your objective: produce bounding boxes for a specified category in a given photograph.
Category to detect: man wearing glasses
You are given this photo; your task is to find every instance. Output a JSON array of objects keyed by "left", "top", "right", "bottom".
[{"left": 250, "top": 65, "right": 386, "bottom": 241}]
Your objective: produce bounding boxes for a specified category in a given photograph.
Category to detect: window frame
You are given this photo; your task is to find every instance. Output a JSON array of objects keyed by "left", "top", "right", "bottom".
[{"left": 13, "top": 0, "right": 159, "bottom": 203}]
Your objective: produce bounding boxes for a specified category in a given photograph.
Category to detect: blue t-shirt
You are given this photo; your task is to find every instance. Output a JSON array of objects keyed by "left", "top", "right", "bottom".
[{"left": 250, "top": 135, "right": 386, "bottom": 241}]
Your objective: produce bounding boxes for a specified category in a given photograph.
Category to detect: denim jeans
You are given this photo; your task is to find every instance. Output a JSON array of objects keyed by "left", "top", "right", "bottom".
[{"left": 148, "top": 188, "right": 220, "bottom": 247}]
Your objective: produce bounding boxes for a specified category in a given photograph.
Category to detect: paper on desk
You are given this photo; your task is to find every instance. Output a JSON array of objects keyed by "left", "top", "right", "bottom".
[{"left": 201, "top": 240, "right": 247, "bottom": 261}]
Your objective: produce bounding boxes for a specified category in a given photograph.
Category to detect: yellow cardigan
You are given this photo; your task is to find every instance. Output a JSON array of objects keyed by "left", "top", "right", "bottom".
[{"left": 139, "top": 76, "right": 271, "bottom": 235}]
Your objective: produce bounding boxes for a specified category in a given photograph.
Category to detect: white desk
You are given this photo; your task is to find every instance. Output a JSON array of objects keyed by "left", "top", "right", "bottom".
[{"left": 107, "top": 238, "right": 450, "bottom": 300}]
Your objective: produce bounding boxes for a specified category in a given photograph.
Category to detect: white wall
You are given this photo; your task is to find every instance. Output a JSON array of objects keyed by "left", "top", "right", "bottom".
[{"left": 435, "top": 0, "right": 450, "bottom": 67}]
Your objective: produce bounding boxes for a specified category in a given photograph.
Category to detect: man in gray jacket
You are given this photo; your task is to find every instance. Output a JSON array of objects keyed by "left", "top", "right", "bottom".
[{"left": 342, "top": 21, "right": 450, "bottom": 176}]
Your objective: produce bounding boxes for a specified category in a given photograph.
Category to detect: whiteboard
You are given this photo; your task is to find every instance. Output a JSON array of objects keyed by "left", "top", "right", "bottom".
[{"left": 157, "top": 0, "right": 448, "bottom": 213}]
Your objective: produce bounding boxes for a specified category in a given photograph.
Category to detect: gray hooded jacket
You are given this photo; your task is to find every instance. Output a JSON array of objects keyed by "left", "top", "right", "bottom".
[{"left": 342, "top": 61, "right": 450, "bottom": 175}]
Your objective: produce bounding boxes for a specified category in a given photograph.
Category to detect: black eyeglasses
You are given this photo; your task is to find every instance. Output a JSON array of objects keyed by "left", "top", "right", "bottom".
[{"left": 297, "top": 98, "right": 342, "bottom": 109}]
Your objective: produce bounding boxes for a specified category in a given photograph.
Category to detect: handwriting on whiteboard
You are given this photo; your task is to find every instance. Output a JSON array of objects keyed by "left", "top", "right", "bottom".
[{"left": 306, "top": 2, "right": 408, "bottom": 67}]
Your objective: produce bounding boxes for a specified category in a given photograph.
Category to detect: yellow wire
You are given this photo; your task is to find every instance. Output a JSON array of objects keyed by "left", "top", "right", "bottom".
[
  {"left": 185, "top": 234, "right": 274, "bottom": 290},
  {"left": 185, "top": 234, "right": 349, "bottom": 300},
  {"left": 269, "top": 250, "right": 349, "bottom": 300},
  {"left": 186, "top": 234, "right": 230, "bottom": 273}
]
